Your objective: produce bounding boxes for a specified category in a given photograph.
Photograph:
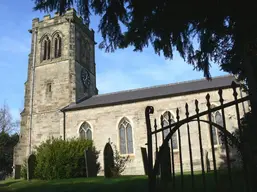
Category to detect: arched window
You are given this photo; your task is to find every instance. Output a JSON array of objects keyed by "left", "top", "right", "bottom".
[
  {"left": 42, "top": 36, "right": 51, "bottom": 60},
  {"left": 79, "top": 122, "right": 92, "bottom": 140},
  {"left": 162, "top": 111, "right": 178, "bottom": 150},
  {"left": 119, "top": 118, "right": 133, "bottom": 154},
  {"left": 210, "top": 110, "right": 223, "bottom": 145},
  {"left": 54, "top": 34, "right": 62, "bottom": 58}
]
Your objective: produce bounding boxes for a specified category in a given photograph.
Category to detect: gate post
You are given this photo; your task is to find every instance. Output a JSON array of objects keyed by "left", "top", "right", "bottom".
[{"left": 145, "top": 106, "right": 155, "bottom": 192}]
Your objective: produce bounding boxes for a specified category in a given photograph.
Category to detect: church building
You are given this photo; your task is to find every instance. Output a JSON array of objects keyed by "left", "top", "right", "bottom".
[{"left": 13, "top": 9, "right": 248, "bottom": 177}]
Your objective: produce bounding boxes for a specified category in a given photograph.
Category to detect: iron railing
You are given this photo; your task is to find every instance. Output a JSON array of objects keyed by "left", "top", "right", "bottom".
[{"left": 145, "top": 81, "right": 254, "bottom": 192}]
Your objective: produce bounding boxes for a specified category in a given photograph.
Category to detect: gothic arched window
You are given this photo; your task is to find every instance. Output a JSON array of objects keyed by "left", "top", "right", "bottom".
[
  {"left": 210, "top": 110, "right": 223, "bottom": 145},
  {"left": 162, "top": 111, "right": 178, "bottom": 150},
  {"left": 79, "top": 122, "right": 92, "bottom": 140},
  {"left": 54, "top": 34, "right": 62, "bottom": 58},
  {"left": 119, "top": 117, "right": 133, "bottom": 155},
  {"left": 42, "top": 36, "right": 51, "bottom": 61}
]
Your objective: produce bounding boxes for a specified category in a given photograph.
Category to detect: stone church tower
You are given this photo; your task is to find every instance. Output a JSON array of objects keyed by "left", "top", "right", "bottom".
[{"left": 13, "top": 9, "right": 97, "bottom": 167}]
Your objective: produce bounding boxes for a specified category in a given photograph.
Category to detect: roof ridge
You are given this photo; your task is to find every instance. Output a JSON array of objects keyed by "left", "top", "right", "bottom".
[
  {"left": 62, "top": 74, "right": 235, "bottom": 111},
  {"left": 92, "top": 74, "right": 233, "bottom": 98}
]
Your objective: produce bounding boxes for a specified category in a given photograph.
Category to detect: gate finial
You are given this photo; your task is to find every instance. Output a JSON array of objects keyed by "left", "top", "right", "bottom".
[{"left": 145, "top": 106, "right": 154, "bottom": 115}]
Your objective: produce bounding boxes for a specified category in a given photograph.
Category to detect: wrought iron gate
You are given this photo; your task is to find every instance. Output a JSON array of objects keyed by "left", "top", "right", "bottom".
[{"left": 145, "top": 81, "right": 256, "bottom": 192}]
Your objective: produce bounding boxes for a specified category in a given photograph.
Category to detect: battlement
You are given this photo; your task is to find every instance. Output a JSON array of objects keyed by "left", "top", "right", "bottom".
[
  {"left": 31, "top": 8, "right": 94, "bottom": 40},
  {"left": 32, "top": 8, "right": 77, "bottom": 23}
]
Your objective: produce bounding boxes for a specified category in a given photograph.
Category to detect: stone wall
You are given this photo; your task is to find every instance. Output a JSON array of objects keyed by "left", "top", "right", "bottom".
[
  {"left": 13, "top": 9, "right": 96, "bottom": 172},
  {"left": 13, "top": 8, "right": 249, "bottom": 178},
  {"left": 64, "top": 87, "right": 249, "bottom": 175}
]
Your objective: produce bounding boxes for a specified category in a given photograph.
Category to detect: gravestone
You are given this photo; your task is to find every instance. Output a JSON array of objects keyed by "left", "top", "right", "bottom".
[
  {"left": 103, "top": 142, "right": 114, "bottom": 178},
  {"left": 84, "top": 148, "right": 98, "bottom": 177},
  {"left": 141, "top": 147, "right": 148, "bottom": 175},
  {"left": 28, "top": 154, "right": 36, "bottom": 180},
  {"left": 160, "top": 144, "right": 171, "bottom": 182}
]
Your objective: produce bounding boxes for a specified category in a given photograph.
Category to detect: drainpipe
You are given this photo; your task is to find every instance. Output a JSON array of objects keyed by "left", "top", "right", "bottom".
[
  {"left": 62, "top": 110, "right": 66, "bottom": 141},
  {"left": 29, "top": 28, "right": 38, "bottom": 155}
]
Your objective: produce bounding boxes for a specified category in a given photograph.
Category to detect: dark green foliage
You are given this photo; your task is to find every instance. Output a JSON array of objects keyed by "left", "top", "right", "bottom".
[
  {"left": 219, "top": 111, "right": 257, "bottom": 170},
  {"left": 220, "top": 112, "right": 250, "bottom": 155},
  {"left": 33, "top": 0, "right": 257, "bottom": 82},
  {"left": 0, "top": 132, "right": 19, "bottom": 176},
  {"left": 21, "top": 137, "right": 100, "bottom": 180}
]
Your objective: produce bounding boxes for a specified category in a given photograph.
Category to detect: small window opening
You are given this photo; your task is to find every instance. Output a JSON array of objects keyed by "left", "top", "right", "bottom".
[{"left": 47, "top": 83, "right": 52, "bottom": 93}]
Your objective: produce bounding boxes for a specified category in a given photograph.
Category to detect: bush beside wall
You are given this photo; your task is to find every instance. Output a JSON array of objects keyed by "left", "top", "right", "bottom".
[{"left": 21, "top": 137, "right": 100, "bottom": 180}]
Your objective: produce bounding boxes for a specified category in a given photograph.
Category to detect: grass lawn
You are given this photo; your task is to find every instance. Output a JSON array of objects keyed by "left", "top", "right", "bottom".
[
  {"left": 0, "top": 176, "right": 147, "bottom": 192},
  {"left": 0, "top": 171, "right": 246, "bottom": 192}
]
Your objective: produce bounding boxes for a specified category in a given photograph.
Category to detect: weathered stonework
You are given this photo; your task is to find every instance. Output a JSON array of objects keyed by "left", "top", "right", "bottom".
[
  {"left": 13, "top": 9, "right": 249, "bottom": 178},
  {"left": 64, "top": 88, "right": 249, "bottom": 175},
  {"left": 13, "top": 9, "right": 97, "bottom": 172}
]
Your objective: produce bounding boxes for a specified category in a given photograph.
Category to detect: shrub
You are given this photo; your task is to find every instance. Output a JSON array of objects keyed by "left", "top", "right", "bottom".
[
  {"left": 0, "top": 132, "right": 19, "bottom": 176},
  {"left": 220, "top": 111, "right": 253, "bottom": 161},
  {"left": 20, "top": 159, "right": 27, "bottom": 179},
  {"left": 30, "top": 137, "right": 100, "bottom": 180},
  {"left": 111, "top": 144, "right": 131, "bottom": 177}
]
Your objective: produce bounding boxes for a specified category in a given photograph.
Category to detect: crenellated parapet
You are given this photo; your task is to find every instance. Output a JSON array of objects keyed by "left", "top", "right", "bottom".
[{"left": 31, "top": 8, "right": 94, "bottom": 41}]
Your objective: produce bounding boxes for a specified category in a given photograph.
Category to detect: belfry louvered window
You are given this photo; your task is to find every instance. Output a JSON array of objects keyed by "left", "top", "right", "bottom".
[
  {"left": 42, "top": 36, "right": 51, "bottom": 60},
  {"left": 54, "top": 34, "right": 62, "bottom": 58}
]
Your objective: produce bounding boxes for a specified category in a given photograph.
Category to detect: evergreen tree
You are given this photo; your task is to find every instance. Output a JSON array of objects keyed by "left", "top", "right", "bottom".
[{"left": 33, "top": 0, "right": 257, "bottom": 188}]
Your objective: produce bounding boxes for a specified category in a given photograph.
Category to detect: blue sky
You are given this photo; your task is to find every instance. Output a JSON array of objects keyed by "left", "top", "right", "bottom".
[{"left": 0, "top": 0, "right": 227, "bottom": 122}]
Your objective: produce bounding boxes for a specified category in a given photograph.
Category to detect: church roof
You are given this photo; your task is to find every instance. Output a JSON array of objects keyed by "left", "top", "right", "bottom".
[{"left": 61, "top": 75, "right": 238, "bottom": 112}]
